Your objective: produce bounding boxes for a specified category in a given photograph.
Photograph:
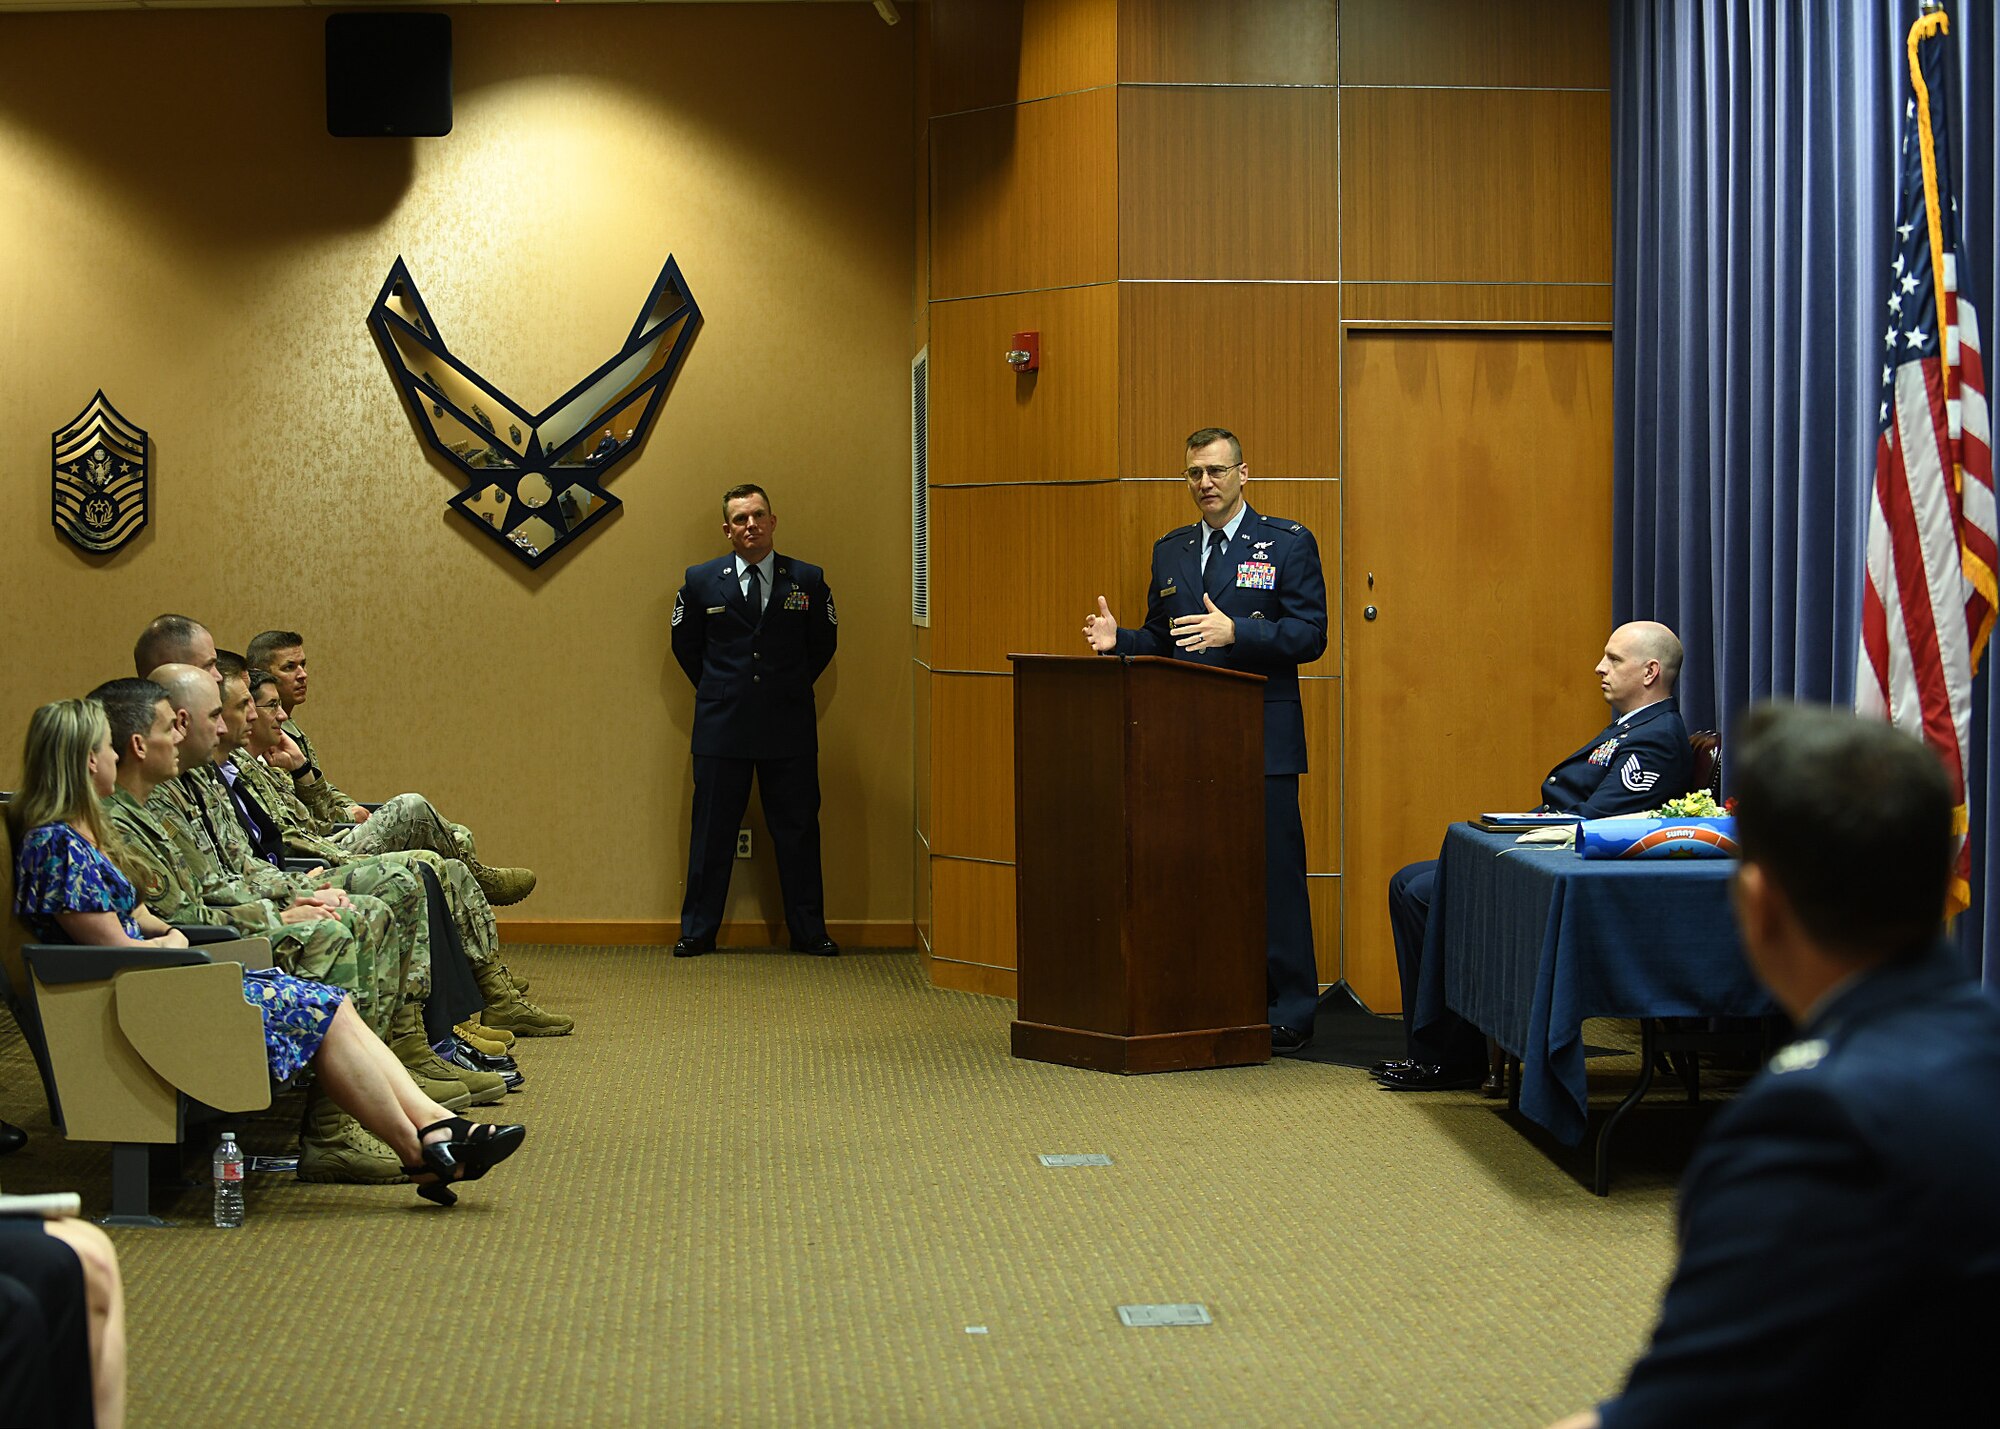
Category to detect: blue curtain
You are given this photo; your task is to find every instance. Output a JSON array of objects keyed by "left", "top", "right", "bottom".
[{"left": 1614, "top": 0, "right": 2000, "bottom": 975}]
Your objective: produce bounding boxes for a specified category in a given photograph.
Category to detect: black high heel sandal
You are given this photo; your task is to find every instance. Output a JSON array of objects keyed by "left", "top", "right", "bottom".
[{"left": 403, "top": 1117, "right": 527, "bottom": 1206}]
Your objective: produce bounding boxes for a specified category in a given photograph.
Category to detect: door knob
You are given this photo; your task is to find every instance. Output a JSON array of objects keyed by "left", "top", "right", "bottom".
[{"left": 1363, "top": 605, "right": 1378, "bottom": 621}]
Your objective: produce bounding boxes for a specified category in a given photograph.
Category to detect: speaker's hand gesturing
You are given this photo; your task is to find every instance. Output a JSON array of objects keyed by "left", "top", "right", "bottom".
[
  {"left": 1172, "top": 594, "right": 1236, "bottom": 652},
  {"left": 1082, "top": 596, "right": 1119, "bottom": 653}
]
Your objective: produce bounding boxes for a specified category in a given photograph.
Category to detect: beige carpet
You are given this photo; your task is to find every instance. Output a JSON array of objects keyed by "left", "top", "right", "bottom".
[{"left": 0, "top": 947, "right": 1708, "bottom": 1426}]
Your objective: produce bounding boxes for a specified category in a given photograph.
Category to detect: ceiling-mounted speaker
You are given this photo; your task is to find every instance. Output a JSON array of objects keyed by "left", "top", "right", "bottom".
[{"left": 326, "top": 14, "right": 453, "bottom": 138}]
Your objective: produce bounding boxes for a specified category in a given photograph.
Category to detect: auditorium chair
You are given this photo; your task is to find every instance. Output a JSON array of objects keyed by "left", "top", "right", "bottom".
[{"left": 0, "top": 838, "right": 278, "bottom": 1225}]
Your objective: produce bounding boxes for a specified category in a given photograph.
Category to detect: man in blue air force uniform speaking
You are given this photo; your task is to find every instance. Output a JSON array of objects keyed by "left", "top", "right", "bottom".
[
  {"left": 1376, "top": 622, "right": 1695, "bottom": 1090},
  {"left": 1083, "top": 427, "right": 1329, "bottom": 1054},
  {"left": 670, "top": 483, "right": 838, "bottom": 958}
]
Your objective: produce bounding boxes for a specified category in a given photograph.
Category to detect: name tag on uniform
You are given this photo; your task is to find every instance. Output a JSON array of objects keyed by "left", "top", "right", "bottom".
[
  {"left": 1159, "top": 583, "right": 1177, "bottom": 598},
  {"left": 1236, "top": 562, "right": 1276, "bottom": 590},
  {"left": 706, "top": 605, "right": 727, "bottom": 615},
  {"left": 1587, "top": 738, "right": 1619, "bottom": 766},
  {"left": 784, "top": 589, "right": 810, "bottom": 611}
]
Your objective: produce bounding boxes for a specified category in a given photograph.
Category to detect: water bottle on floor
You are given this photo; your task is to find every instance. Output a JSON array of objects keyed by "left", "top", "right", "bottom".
[{"left": 213, "top": 1132, "right": 245, "bottom": 1228}]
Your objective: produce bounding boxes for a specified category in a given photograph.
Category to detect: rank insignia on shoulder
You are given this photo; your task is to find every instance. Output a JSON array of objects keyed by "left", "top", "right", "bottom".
[
  {"left": 784, "top": 589, "right": 810, "bottom": 611},
  {"left": 1586, "top": 738, "right": 1619, "bottom": 766},
  {"left": 1769, "top": 1039, "right": 1828, "bottom": 1075},
  {"left": 1618, "top": 754, "right": 1660, "bottom": 793},
  {"left": 1159, "top": 583, "right": 1177, "bottom": 598},
  {"left": 671, "top": 593, "right": 685, "bottom": 626},
  {"left": 826, "top": 596, "right": 838, "bottom": 625}
]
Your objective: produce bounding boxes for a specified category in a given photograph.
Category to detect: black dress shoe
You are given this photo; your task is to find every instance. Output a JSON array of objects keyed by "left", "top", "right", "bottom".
[
  {"left": 0, "top": 1120, "right": 25, "bottom": 1155},
  {"left": 1374, "top": 1062, "right": 1485, "bottom": 1091},
  {"left": 445, "top": 1039, "right": 524, "bottom": 1091},
  {"left": 1370, "top": 1058, "right": 1420, "bottom": 1078},
  {"left": 672, "top": 938, "right": 713, "bottom": 958},
  {"left": 796, "top": 938, "right": 840, "bottom": 957},
  {"left": 1271, "top": 1025, "right": 1313, "bottom": 1055}
]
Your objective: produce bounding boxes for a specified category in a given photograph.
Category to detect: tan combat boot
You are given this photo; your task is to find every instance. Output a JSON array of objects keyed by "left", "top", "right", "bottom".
[
  {"left": 468, "top": 855, "right": 537, "bottom": 907},
  {"left": 475, "top": 959, "right": 573, "bottom": 1037},
  {"left": 296, "top": 1085, "right": 408, "bottom": 1185},
  {"left": 453, "top": 1020, "right": 510, "bottom": 1058},
  {"left": 387, "top": 1004, "right": 496, "bottom": 1108},
  {"left": 468, "top": 1017, "right": 516, "bottom": 1050}
]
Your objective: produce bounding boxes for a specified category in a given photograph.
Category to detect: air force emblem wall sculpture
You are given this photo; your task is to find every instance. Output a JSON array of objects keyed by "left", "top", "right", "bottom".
[
  {"left": 368, "top": 256, "right": 701, "bottom": 569},
  {"left": 52, "top": 392, "right": 148, "bottom": 554}
]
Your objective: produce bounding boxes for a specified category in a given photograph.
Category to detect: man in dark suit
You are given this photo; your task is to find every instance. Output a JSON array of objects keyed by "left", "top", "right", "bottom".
[
  {"left": 1083, "top": 427, "right": 1329, "bottom": 1053},
  {"left": 1377, "top": 622, "right": 1695, "bottom": 1089},
  {"left": 671, "top": 483, "right": 838, "bottom": 957},
  {"left": 1553, "top": 704, "right": 2000, "bottom": 1427}
]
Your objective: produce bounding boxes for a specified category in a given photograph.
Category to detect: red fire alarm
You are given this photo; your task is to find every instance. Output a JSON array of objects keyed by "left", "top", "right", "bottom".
[{"left": 1006, "top": 331, "right": 1040, "bottom": 372}]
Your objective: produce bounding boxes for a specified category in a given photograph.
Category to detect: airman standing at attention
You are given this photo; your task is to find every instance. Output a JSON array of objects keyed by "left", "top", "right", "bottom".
[{"left": 669, "top": 483, "right": 839, "bottom": 958}]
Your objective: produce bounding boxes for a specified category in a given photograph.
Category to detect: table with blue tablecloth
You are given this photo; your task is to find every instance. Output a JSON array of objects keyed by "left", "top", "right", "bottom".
[{"left": 1413, "top": 823, "right": 1775, "bottom": 1150}]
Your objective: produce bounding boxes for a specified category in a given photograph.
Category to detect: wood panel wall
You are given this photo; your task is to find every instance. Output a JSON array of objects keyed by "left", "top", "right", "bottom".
[{"left": 920, "top": 0, "right": 1613, "bottom": 1006}]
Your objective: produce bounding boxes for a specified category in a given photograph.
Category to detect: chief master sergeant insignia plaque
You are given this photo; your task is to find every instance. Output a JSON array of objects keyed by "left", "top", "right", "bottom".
[{"left": 52, "top": 391, "right": 148, "bottom": 554}]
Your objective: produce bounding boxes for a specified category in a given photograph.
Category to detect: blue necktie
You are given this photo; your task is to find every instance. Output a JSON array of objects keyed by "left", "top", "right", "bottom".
[
  {"left": 1202, "top": 528, "right": 1231, "bottom": 601},
  {"left": 745, "top": 564, "right": 763, "bottom": 622}
]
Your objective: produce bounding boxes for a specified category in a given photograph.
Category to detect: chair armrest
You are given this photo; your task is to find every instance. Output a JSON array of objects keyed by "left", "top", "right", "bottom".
[
  {"left": 173, "top": 924, "right": 241, "bottom": 946},
  {"left": 115, "top": 963, "right": 272, "bottom": 1114},
  {"left": 23, "top": 945, "right": 209, "bottom": 986},
  {"left": 202, "top": 937, "right": 274, "bottom": 971},
  {"left": 281, "top": 858, "right": 320, "bottom": 873}
]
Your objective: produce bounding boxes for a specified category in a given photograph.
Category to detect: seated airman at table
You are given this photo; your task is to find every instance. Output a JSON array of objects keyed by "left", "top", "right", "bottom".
[{"left": 1377, "top": 622, "right": 1694, "bottom": 1090}]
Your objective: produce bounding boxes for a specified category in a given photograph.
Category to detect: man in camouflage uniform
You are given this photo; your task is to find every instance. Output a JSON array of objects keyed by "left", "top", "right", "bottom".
[
  {"left": 230, "top": 664, "right": 571, "bottom": 1040},
  {"left": 142, "top": 666, "right": 511, "bottom": 1107},
  {"left": 131, "top": 614, "right": 536, "bottom": 906},
  {"left": 245, "top": 628, "right": 537, "bottom": 906},
  {"left": 92, "top": 676, "right": 438, "bottom": 1185}
]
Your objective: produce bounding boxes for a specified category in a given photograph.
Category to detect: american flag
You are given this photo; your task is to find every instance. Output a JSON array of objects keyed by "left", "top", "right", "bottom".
[{"left": 1858, "top": 6, "right": 1998, "bottom": 915}]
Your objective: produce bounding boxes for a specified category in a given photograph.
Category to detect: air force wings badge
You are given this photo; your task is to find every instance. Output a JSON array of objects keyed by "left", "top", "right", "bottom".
[
  {"left": 52, "top": 392, "right": 148, "bottom": 554},
  {"left": 368, "top": 255, "right": 701, "bottom": 570}
]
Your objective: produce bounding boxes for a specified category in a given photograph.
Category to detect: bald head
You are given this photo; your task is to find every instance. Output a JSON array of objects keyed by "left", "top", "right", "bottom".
[
  {"left": 149, "top": 662, "right": 225, "bottom": 769},
  {"left": 1596, "top": 622, "right": 1683, "bottom": 714},
  {"left": 134, "top": 615, "right": 218, "bottom": 683}
]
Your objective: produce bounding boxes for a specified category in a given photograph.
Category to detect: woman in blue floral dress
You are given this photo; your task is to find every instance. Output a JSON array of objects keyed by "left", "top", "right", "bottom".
[{"left": 8, "top": 699, "right": 525, "bottom": 1206}]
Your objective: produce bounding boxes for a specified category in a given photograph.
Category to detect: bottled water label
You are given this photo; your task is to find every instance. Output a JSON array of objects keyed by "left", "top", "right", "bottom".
[{"left": 217, "top": 1161, "right": 244, "bottom": 1183}]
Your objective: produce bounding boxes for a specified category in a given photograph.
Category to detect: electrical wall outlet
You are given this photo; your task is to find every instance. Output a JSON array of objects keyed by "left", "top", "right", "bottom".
[{"left": 736, "top": 828, "right": 753, "bottom": 858}]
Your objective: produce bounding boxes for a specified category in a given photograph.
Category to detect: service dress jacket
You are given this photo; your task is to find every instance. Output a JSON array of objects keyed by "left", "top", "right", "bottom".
[
  {"left": 672, "top": 552, "right": 836, "bottom": 760},
  {"left": 1113, "top": 505, "right": 1328, "bottom": 776},
  {"left": 1599, "top": 942, "right": 2000, "bottom": 1426},
  {"left": 1538, "top": 697, "right": 1694, "bottom": 817}
]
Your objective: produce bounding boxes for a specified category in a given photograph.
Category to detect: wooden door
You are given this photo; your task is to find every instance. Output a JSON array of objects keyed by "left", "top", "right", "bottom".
[{"left": 1341, "top": 330, "right": 1615, "bottom": 1009}]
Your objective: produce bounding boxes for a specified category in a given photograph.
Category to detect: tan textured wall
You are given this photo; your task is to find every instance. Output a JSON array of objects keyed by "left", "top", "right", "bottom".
[{"left": 0, "top": 7, "right": 916, "bottom": 930}]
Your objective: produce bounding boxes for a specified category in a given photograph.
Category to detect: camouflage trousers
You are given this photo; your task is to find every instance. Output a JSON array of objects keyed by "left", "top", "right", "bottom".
[
  {"left": 335, "top": 793, "right": 477, "bottom": 865},
  {"left": 270, "top": 894, "right": 404, "bottom": 1037},
  {"left": 307, "top": 857, "right": 433, "bottom": 1017},
  {"left": 358, "top": 848, "right": 499, "bottom": 971}
]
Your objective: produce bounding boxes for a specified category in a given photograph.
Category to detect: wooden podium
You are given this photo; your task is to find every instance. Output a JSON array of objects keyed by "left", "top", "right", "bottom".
[{"left": 1007, "top": 654, "right": 1271, "bottom": 1074}]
